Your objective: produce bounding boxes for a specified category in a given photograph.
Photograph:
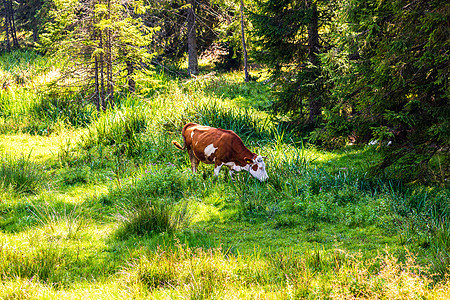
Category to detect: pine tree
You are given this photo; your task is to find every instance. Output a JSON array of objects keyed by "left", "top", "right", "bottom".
[{"left": 142, "top": 0, "right": 225, "bottom": 71}]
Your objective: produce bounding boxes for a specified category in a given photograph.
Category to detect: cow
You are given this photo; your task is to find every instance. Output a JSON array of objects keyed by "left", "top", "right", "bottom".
[{"left": 172, "top": 122, "right": 268, "bottom": 181}]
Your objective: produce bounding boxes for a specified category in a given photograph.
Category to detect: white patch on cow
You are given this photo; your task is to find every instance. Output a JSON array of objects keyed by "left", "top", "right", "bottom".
[
  {"left": 204, "top": 144, "right": 218, "bottom": 157},
  {"left": 223, "top": 160, "right": 267, "bottom": 181},
  {"left": 224, "top": 162, "right": 243, "bottom": 172},
  {"left": 224, "top": 162, "right": 243, "bottom": 180},
  {"left": 248, "top": 155, "right": 268, "bottom": 182},
  {"left": 191, "top": 131, "right": 195, "bottom": 139}
]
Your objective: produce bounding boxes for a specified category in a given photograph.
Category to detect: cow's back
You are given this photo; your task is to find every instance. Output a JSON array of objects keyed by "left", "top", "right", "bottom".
[{"left": 183, "top": 123, "right": 254, "bottom": 166}]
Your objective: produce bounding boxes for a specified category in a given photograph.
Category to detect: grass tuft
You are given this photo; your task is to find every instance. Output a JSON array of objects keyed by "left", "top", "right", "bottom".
[
  {"left": 116, "top": 200, "right": 192, "bottom": 239},
  {"left": 0, "top": 153, "right": 46, "bottom": 194}
]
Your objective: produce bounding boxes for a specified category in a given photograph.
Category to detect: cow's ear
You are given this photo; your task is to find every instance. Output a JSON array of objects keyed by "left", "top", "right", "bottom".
[
  {"left": 244, "top": 157, "right": 253, "bottom": 164},
  {"left": 262, "top": 156, "right": 267, "bottom": 160}
]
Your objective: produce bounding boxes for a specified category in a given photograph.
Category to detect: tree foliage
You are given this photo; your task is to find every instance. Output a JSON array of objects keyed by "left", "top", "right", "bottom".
[
  {"left": 39, "top": 0, "right": 158, "bottom": 110},
  {"left": 320, "top": 0, "right": 449, "bottom": 181},
  {"left": 142, "top": 0, "right": 227, "bottom": 67},
  {"left": 250, "top": 0, "right": 335, "bottom": 125},
  {"left": 249, "top": 0, "right": 448, "bottom": 181}
]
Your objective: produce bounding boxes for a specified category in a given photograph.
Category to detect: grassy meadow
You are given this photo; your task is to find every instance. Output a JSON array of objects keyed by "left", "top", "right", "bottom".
[{"left": 0, "top": 50, "right": 449, "bottom": 299}]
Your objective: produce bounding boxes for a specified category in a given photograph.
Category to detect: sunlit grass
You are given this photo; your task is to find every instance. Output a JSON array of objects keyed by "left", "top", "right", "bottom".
[{"left": 0, "top": 130, "right": 81, "bottom": 162}]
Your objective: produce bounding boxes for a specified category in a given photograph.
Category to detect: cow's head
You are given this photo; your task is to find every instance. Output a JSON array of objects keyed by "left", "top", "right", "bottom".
[{"left": 245, "top": 155, "right": 268, "bottom": 181}]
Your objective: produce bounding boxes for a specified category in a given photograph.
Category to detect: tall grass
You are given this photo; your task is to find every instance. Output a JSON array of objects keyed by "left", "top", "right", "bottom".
[
  {"left": 0, "top": 153, "right": 46, "bottom": 194},
  {"left": 79, "top": 107, "right": 148, "bottom": 157},
  {"left": 103, "top": 164, "right": 194, "bottom": 238},
  {"left": 196, "top": 101, "right": 272, "bottom": 139},
  {"left": 0, "top": 50, "right": 49, "bottom": 72},
  {"left": 0, "top": 240, "right": 68, "bottom": 285},
  {"left": 30, "top": 201, "right": 86, "bottom": 240},
  {"left": 31, "top": 94, "right": 95, "bottom": 128},
  {"left": 116, "top": 200, "right": 192, "bottom": 239},
  {"left": 120, "top": 244, "right": 450, "bottom": 299},
  {"left": 428, "top": 218, "right": 450, "bottom": 277},
  {"left": 0, "top": 50, "right": 87, "bottom": 135}
]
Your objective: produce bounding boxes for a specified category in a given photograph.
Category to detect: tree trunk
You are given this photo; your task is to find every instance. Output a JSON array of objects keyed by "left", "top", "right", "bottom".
[
  {"left": 126, "top": 61, "right": 135, "bottom": 93},
  {"left": 94, "top": 55, "right": 100, "bottom": 112},
  {"left": 32, "top": 21, "right": 39, "bottom": 43},
  {"left": 240, "top": 0, "right": 249, "bottom": 82},
  {"left": 6, "top": 0, "right": 18, "bottom": 48},
  {"left": 306, "top": 0, "right": 321, "bottom": 125},
  {"left": 100, "top": 34, "right": 106, "bottom": 111},
  {"left": 187, "top": 0, "right": 198, "bottom": 76},
  {"left": 3, "top": 0, "right": 11, "bottom": 51},
  {"left": 106, "top": 29, "right": 113, "bottom": 108},
  {"left": 106, "top": 0, "right": 114, "bottom": 109}
]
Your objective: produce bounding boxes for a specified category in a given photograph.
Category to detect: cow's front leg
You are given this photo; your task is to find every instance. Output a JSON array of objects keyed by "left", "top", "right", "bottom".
[
  {"left": 188, "top": 150, "right": 200, "bottom": 173},
  {"left": 214, "top": 163, "right": 223, "bottom": 176},
  {"left": 228, "top": 169, "right": 235, "bottom": 181}
]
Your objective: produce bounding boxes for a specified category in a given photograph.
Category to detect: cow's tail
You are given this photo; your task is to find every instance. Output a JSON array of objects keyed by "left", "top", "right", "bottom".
[{"left": 172, "top": 140, "right": 185, "bottom": 150}]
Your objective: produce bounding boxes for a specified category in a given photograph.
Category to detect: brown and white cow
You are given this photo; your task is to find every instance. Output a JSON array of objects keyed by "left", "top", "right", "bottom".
[{"left": 172, "top": 122, "right": 268, "bottom": 181}]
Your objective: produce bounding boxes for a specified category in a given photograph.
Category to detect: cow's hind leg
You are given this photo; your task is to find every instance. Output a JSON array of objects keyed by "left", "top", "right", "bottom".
[{"left": 188, "top": 150, "right": 200, "bottom": 173}]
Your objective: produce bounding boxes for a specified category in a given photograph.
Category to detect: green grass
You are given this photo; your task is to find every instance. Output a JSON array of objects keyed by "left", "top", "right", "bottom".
[
  {"left": 0, "top": 153, "right": 47, "bottom": 194},
  {"left": 0, "top": 50, "right": 448, "bottom": 298}
]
